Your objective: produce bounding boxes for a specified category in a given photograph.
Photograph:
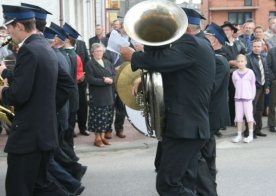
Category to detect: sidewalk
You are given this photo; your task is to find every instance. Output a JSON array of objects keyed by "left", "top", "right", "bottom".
[
  {"left": 0, "top": 118, "right": 158, "bottom": 156},
  {"left": 0, "top": 116, "right": 272, "bottom": 156}
]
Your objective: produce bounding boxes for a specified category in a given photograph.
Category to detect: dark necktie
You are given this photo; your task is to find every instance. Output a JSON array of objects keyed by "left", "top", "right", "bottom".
[
  {"left": 258, "top": 55, "right": 265, "bottom": 85},
  {"left": 245, "top": 36, "right": 251, "bottom": 51}
]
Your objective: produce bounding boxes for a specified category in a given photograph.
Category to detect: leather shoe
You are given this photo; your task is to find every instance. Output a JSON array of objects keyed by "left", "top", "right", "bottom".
[
  {"left": 75, "top": 166, "right": 87, "bottom": 181},
  {"left": 116, "top": 131, "right": 126, "bottom": 138},
  {"left": 80, "top": 130, "right": 90, "bottom": 136},
  {"left": 102, "top": 138, "right": 111, "bottom": 145},
  {"left": 270, "top": 127, "right": 276, "bottom": 133},
  {"left": 255, "top": 131, "right": 267, "bottom": 137},
  {"left": 94, "top": 139, "right": 104, "bottom": 147},
  {"left": 215, "top": 131, "right": 222, "bottom": 137},
  {"left": 105, "top": 131, "right": 112, "bottom": 139},
  {"left": 73, "top": 185, "right": 85, "bottom": 195}
]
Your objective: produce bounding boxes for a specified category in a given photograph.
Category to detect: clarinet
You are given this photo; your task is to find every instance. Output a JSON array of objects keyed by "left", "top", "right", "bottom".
[{"left": 0, "top": 38, "right": 12, "bottom": 48}]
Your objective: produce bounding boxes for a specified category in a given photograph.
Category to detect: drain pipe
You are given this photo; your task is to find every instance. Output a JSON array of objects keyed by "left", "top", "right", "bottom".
[{"left": 59, "top": 0, "right": 64, "bottom": 26}]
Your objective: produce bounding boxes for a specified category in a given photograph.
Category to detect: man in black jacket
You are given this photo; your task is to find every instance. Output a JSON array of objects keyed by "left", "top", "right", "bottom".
[
  {"left": 75, "top": 39, "right": 90, "bottom": 136},
  {"left": 121, "top": 9, "right": 216, "bottom": 196},
  {"left": 88, "top": 24, "right": 108, "bottom": 52},
  {"left": 196, "top": 22, "right": 230, "bottom": 196},
  {"left": 239, "top": 20, "right": 255, "bottom": 54},
  {"left": 267, "top": 46, "right": 276, "bottom": 132},
  {"left": 246, "top": 39, "right": 270, "bottom": 137},
  {"left": 0, "top": 5, "right": 61, "bottom": 196}
]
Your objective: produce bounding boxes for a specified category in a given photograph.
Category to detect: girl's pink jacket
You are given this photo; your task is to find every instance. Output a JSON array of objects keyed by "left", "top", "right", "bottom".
[{"left": 232, "top": 69, "right": 256, "bottom": 100}]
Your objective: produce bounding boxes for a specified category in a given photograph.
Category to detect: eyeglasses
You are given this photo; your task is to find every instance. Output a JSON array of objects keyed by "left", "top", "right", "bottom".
[{"left": 94, "top": 50, "right": 104, "bottom": 53}]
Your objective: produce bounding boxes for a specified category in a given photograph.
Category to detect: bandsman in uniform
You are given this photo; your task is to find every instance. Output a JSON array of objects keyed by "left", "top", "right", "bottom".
[
  {"left": 121, "top": 7, "right": 216, "bottom": 195},
  {"left": 0, "top": 5, "right": 65, "bottom": 195}
]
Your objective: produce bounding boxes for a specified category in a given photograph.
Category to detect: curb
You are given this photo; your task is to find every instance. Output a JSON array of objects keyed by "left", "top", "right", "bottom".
[
  {"left": 75, "top": 138, "right": 158, "bottom": 155},
  {"left": 0, "top": 138, "right": 158, "bottom": 158}
]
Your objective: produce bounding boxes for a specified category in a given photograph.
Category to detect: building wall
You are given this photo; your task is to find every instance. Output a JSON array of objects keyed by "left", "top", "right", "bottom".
[
  {"left": 208, "top": 0, "right": 258, "bottom": 7},
  {"left": 95, "top": 0, "right": 105, "bottom": 28},
  {"left": 0, "top": 0, "right": 60, "bottom": 25},
  {"left": 0, "top": 0, "right": 96, "bottom": 47},
  {"left": 202, "top": 0, "right": 276, "bottom": 30},
  {"left": 209, "top": 11, "right": 229, "bottom": 27},
  {"left": 63, "top": 0, "right": 95, "bottom": 45}
]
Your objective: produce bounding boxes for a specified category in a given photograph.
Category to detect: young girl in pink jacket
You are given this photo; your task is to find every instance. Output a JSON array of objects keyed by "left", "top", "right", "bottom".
[{"left": 232, "top": 54, "right": 256, "bottom": 143}]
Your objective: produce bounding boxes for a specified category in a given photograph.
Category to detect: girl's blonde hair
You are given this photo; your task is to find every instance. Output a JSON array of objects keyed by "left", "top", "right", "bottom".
[{"left": 236, "top": 54, "right": 247, "bottom": 62}]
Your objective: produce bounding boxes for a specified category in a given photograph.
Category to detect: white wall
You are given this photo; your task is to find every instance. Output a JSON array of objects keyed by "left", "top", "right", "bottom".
[
  {"left": 0, "top": 0, "right": 60, "bottom": 26},
  {"left": 0, "top": 0, "right": 97, "bottom": 47}
]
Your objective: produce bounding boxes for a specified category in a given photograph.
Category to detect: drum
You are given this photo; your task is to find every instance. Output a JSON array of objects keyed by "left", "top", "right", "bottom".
[{"left": 125, "top": 105, "right": 156, "bottom": 138}]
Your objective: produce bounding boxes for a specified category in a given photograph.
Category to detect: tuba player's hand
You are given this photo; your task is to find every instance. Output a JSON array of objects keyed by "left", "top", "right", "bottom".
[
  {"left": 0, "top": 62, "right": 7, "bottom": 76},
  {"left": 132, "top": 77, "right": 141, "bottom": 96},
  {"left": 120, "top": 47, "right": 135, "bottom": 61}
]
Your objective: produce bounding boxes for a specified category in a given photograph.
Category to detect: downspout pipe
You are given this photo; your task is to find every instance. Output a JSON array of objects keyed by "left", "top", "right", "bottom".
[{"left": 59, "top": 0, "right": 64, "bottom": 26}]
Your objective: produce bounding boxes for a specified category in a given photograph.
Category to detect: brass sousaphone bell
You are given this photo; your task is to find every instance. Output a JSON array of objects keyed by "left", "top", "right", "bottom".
[
  {"left": 115, "top": 62, "right": 142, "bottom": 110},
  {"left": 0, "top": 76, "right": 14, "bottom": 131},
  {"left": 116, "top": 0, "right": 188, "bottom": 140}
]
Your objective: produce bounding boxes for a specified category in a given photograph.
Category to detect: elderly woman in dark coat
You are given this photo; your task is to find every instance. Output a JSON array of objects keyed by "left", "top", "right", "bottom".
[{"left": 86, "top": 43, "right": 115, "bottom": 147}]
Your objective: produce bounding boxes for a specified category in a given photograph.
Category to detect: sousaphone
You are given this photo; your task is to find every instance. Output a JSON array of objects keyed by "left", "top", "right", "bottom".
[{"left": 116, "top": 0, "right": 188, "bottom": 140}]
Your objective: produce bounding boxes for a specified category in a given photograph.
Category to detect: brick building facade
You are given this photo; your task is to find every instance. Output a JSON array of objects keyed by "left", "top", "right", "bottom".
[{"left": 201, "top": 0, "right": 276, "bottom": 30}]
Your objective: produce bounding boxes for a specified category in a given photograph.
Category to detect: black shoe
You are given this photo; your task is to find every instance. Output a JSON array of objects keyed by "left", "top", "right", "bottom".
[
  {"left": 75, "top": 166, "right": 87, "bottom": 181},
  {"left": 73, "top": 186, "right": 85, "bottom": 195},
  {"left": 215, "top": 131, "right": 222, "bottom": 137},
  {"left": 116, "top": 131, "right": 126, "bottom": 138},
  {"left": 270, "top": 127, "right": 276, "bottom": 133},
  {"left": 255, "top": 131, "right": 267, "bottom": 137},
  {"left": 80, "top": 130, "right": 90, "bottom": 136}
]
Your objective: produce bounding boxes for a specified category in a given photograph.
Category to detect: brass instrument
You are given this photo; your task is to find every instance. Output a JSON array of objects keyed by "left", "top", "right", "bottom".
[
  {"left": 0, "top": 38, "right": 12, "bottom": 48},
  {"left": 116, "top": 0, "right": 188, "bottom": 140},
  {"left": 115, "top": 62, "right": 142, "bottom": 110},
  {"left": 0, "top": 76, "right": 14, "bottom": 133},
  {"left": 123, "top": 0, "right": 187, "bottom": 46}
]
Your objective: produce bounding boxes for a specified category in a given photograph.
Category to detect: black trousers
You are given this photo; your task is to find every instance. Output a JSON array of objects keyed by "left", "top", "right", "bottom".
[
  {"left": 228, "top": 74, "right": 235, "bottom": 126},
  {"left": 6, "top": 151, "right": 52, "bottom": 196},
  {"left": 48, "top": 157, "right": 80, "bottom": 193},
  {"left": 77, "top": 81, "right": 88, "bottom": 132},
  {"left": 197, "top": 135, "right": 218, "bottom": 196},
  {"left": 156, "top": 137, "right": 206, "bottom": 196},
  {"left": 268, "top": 80, "right": 276, "bottom": 127},
  {"left": 64, "top": 112, "right": 77, "bottom": 148},
  {"left": 253, "top": 87, "right": 265, "bottom": 132},
  {"left": 114, "top": 94, "right": 126, "bottom": 132},
  {"left": 154, "top": 141, "right": 163, "bottom": 172},
  {"left": 58, "top": 126, "right": 79, "bottom": 162},
  {"left": 54, "top": 147, "right": 82, "bottom": 178}
]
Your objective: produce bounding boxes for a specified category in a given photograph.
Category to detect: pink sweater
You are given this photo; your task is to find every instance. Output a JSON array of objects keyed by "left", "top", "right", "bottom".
[{"left": 232, "top": 69, "right": 256, "bottom": 100}]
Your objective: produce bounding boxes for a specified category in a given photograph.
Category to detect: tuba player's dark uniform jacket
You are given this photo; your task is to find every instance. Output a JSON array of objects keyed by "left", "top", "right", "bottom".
[
  {"left": 131, "top": 34, "right": 216, "bottom": 139},
  {"left": 1, "top": 34, "right": 59, "bottom": 153},
  {"left": 209, "top": 53, "right": 231, "bottom": 134}
]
